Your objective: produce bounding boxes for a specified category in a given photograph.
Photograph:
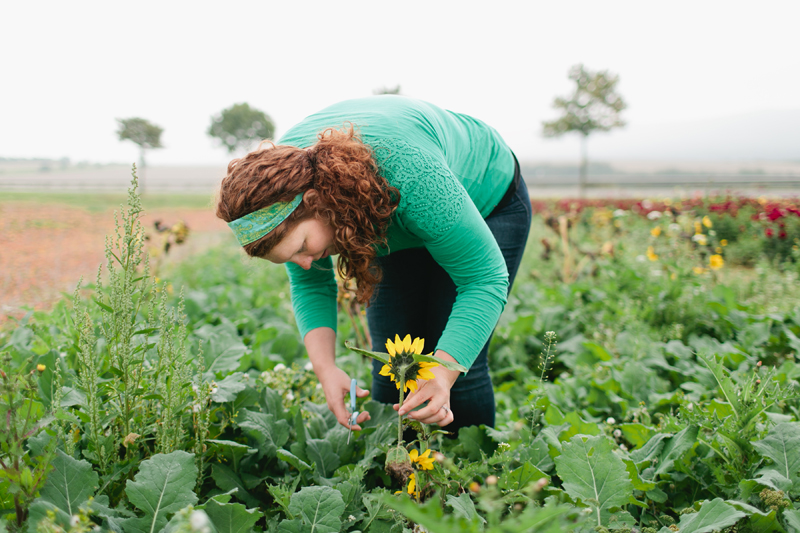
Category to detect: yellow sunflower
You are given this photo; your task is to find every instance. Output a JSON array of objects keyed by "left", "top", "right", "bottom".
[
  {"left": 379, "top": 334, "right": 439, "bottom": 393},
  {"left": 410, "top": 449, "right": 435, "bottom": 470}
]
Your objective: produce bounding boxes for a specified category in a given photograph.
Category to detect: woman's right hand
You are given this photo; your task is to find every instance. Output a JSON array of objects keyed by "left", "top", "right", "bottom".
[{"left": 318, "top": 366, "right": 372, "bottom": 430}]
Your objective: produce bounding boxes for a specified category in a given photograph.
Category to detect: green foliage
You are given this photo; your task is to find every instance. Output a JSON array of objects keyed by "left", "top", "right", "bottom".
[
  {"left": 116, "top": 118, "right": 164, "bottom": 150},
  {"left": 207, "top": 103, "right": 275, "bottom": 154}
]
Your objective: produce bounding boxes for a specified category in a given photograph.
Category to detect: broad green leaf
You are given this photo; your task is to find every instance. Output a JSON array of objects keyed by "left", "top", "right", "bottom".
[
  {"left": 619, "top": 423, "right": 656, "bottom": 448},
  {"left": 559, "top": 412, "right": 601, "bottom": 440},
  {"left": 306, "top": 438, "right": 341, "bottom": 478},
  {"left": 206, "top": 440, "right": 256, "bottom": 470},
  {"left": 554, "top": 434, "right": 633, "bottom": 527},
  {"left": 204, "top": 498, "right": 263, "bottom": 533},
  {"left": 287, "top": 486, "right": 345, "bottom": 533},
  {"left": 726, "top": 500, "right": 785, "bottom": 533},
  {"left": 623, "top": 459, "right": 656, "bottom": 492},
  {"left": 520, "top": 435, "right": 555, "bottom": 472},
  {"left": 452, "top": 425, "right": 497, "bottom": 462},
  {"left": 211, "top": 464, "right": 260, "bottom": 509},
  {"left": 655, "top": 425, "right": 698, "bottom": 476},
  {"left": 751, "top": 423, "right": 800, "bottom": 491},
  {"left": 784, "top": 510, "right": 800, "bottom": 533},
  {"left": 236, "top": 410, "right": 290, "bottom": 458},
  {"left": 123, "top": 451, "right": 198, "bottom": 533},
  {"left": 446, "top": 493, "right": 485, "bottom": 525},
  {"left": 277, "top": 449, "right": 313, "bottom": 472},
  {"left": 27, "top": 451, "right": 99, "bottom": 532},
  {"left": 630, "top": 432, "right": 668, "bottom": 464},
  {"left": 675, "top": 498, "right": 745, "bottom": 533},
  {"left": 498, "top": 462, "right": 548, "bottom": 492},
  {"left": 212, "top": 373, "right": 247, "bottom": 403}
]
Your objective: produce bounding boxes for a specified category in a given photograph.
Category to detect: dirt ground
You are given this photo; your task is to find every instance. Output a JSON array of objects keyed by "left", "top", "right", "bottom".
[{"left": 0, "top": 203, "right": 229, "bottom": 325}]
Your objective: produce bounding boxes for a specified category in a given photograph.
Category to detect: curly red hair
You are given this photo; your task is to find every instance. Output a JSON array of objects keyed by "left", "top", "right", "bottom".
[{"left": 215, "top": 125, "right": 399, "bottom": 304}]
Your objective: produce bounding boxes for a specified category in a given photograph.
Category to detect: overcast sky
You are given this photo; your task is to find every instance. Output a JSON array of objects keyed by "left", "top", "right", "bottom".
[{"left": 2, "top": 0, "right": 798, "bottom": 166}]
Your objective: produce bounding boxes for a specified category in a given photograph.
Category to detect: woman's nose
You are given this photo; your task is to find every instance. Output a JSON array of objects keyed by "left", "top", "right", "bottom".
[{"left": 293, "top": 256, "right": 312, "bottom": 270}]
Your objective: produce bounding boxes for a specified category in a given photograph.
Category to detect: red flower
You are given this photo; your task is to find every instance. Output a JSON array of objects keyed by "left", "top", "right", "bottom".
[
  {"left": 767, "top": 207, "right": 784, "bottom": 221},
  {"left": 765, "top": 227, "right": 774, "bottom": 238},
  {"left": 779, "top": 231, "right": 787, "bottom": 239}
]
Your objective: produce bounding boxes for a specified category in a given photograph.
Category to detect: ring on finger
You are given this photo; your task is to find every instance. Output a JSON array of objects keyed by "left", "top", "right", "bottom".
[{"left": 441, "top": 405, "right": 450, "bottom": 415}]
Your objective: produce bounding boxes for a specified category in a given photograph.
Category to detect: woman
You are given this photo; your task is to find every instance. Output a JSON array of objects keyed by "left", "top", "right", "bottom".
[{"left": 216, "top": 95, "right": 531, "bottom": 435}]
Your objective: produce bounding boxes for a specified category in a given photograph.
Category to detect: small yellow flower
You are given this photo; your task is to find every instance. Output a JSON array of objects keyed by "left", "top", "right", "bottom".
[
  {"left": 702, "top": 216, "right": 713, "bottom": 228},
  {"left": 709, "top": 254, "right": 724, "bottom": 270},
  {"left": 692, "top": 234, "right": 708, "bottom": 246},
  {"left": 670, "top": 272, "right": 677, "bottom": 280},
  {"left": 694, "top": 221, "right": 702, "bottom": 235},
  {"left": 36, "top": 364, "right": 46, "bottom": 372},
  {"left": 410, "top": 449, "right": 436, "bottom": 471},
  {"left": 650, "top": 226, "right": 662, "bottom": 237},
  {"left": 646, "top": 246, "right": 658, "bottom": 261},
  {"left": 693, "top": 266, "right": 706, "bottom": 275},
  {"left": 407, "top": 473, "right": 416, "bottom": 495},
  {"left": 715, "top": 247, "right": 723, "bottom": 254},
  {"left": 720, "top": 239, "right": 728, "bottom": 246}
]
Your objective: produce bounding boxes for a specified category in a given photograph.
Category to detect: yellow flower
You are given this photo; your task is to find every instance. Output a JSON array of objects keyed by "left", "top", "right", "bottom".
[
  {"left": 694, "top": 221, "right": 702, "bottom": 235},
  {"left": 715, "top": 247, "right": 723, "bottom": 254},
  {"left": 646, "top": 246, "right": 658, "bottom": 261},
  {"left": 36, "top": 364, "right": 46, "bottom": 372},
  {"left": 410, "top": 449, "right": 435, "bottom": 470},
  {"left": 709, "top": 254, "right": 724, "bottom": 270},
  {"left": 650, "top": 226, "right": 662, "bottom": 237},
  {"left": 693, "top": 266, "right": 706, "bottom": 275},
  {"left": 720, "top": 239, "right": 728, "bottom": 246},
  {"left": 407, "top": 473, "right": 416, "bottom": 495},
  {"left": 692, "top": 234, "right": 708, "bottom": 246},
  {"left": 702, "top": 216, "right": 713, "bottom": 228},
  {"left": 379, "top": 334, "right": 438, "bottom": 393}
]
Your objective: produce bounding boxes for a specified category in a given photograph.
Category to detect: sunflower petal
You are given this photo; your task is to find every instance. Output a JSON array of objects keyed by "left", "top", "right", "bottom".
[
  {"left": 394, "top": 334, "right": 403, "bottom": 349},
  {"left": 379, "top": 364, "right": 391, "bottom": 376},
  {"left": 406, "top": 379, "right": 418, "bottom": 393},
  {"left": 385, "top": 339, "right": 396, "bottom": 356},
  {"left": 402, "top": 334, "right": 412, "bottom": 353},
  {"left": 415, "top": 337, "right": 425, "bottom": 354},
  {"left": 419, "top": 361, "right": 439, "bottom": 369},
  {"left": 417, "top": 368, "right": 436, "bottom": 381}
]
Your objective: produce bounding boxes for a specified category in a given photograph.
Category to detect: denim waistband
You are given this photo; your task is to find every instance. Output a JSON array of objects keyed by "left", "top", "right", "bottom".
[{"left": 488, "top": 152, "right": 522, "bottom": 218}]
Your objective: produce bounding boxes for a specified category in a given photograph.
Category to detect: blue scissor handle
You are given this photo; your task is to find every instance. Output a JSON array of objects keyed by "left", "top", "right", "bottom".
[{"left": 348, "top": 378, "right": 359, "bottom": 426}]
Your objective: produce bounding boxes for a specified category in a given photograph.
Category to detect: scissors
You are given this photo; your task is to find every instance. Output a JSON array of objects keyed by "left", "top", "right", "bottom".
[{"left": 347, "top": 378, "right": 359, "bottom": 444}]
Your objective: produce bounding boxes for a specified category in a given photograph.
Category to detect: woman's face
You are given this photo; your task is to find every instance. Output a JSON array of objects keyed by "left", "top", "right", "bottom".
[{"left": 264, "top": 217, "right": 335, "bottom": 270}]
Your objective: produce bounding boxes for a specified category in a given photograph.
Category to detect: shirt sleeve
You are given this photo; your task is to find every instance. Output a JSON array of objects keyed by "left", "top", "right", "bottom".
[
  {"left": 376, "top": 139, "right": 509, "bottom": 369},
  {"left": 285, "top": 258, "right": 338, "bottom": 339}
]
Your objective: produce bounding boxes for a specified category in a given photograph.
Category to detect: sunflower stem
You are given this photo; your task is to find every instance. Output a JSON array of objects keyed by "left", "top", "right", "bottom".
[{"left": 397, "top": 382, "right": 405, "bottom": 445}]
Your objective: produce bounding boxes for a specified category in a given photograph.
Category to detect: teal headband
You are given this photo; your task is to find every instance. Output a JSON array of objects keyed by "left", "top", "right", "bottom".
[{"left": 227, "top": 193, "right": 304, "bottom": 246}]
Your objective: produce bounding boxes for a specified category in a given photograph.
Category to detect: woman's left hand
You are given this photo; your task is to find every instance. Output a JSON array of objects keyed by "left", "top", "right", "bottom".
[{"left": 395, "top": 350, "right": 460, "bottom": 426}]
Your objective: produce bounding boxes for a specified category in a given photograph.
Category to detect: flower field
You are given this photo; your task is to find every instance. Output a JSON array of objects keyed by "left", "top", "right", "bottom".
[{"left": 2, "top": 179, "right": 800, "bottom": 533}]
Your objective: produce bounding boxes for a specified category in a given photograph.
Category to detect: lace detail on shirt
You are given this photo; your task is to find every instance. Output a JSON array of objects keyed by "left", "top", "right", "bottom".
[{"left": 371, "top": 138, "right": 467, "bottom": 241}]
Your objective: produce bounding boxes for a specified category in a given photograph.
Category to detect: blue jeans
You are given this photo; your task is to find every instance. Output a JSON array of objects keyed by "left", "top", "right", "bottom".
[{"left": 367, "top": 175, "right": 532, "bottom": 434}]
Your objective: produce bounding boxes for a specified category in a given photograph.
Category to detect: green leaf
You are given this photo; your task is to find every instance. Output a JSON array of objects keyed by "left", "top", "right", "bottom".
[
  {"left": 619, "top": 423, "right": 656, "bottom": 449},
  {"left": 725, "top": 500, "right": 785, "bottom": 533},
  {"left": 674, "top": 498, "right": 745, "bottom": 533},
  {"left": 751, "top": 422, "right": 800, "bottom": 491},
  {"left": 212, "top": 373, "right": 248, "bottom": 403},
  {"left": 204, "top": 498, "right": 263, "bottom": 533},
  {"left": 211, "top": 464, "right": 260, "bottom": 509},
  {"left": 306, "top": 438, "right": 341, "bottom": 478},
  {"left": 344, "top": 343, "right": 391, "bottom": 364},
  {"left": 236, "top": 409, "right": 290, "bottom": 458},
  {"left": 623, "top": 459, "right": 656, "bottom": 492},
  {"left": 499, "top": 462, "right": 548, "bottom": 492},
  {"left": 27, "top": 450, "right": 99, "bottom": 532},
  {"left": 446, "top": 493, "right": 485, "bottom": 525},
  {"left": 554, "top": 434, "right": 633, "bottom": 527},
  {"left": 655, "top": 425, "right": 698, "bottom": 476},
  {"left": 286, "top": 486, "right": 345, "bottom": 533},
  {"left": 784, "top": 510, "right": 800, "bottom": 533},
  {"left": 277, "top": 449, "right": 313, "bottom": 472},
  {"left": 122, "top": 451, "right": 198, "bottom": 533}
]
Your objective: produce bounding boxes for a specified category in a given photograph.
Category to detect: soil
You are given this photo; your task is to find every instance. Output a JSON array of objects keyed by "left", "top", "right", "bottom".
[{"left": 0, "top": 203, "right": 229, "bottom": 326}]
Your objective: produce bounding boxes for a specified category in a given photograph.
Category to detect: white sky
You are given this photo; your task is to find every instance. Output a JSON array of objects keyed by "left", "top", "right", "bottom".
[{"left": 2, "top": 0, "right": 799, "bottom": 165}]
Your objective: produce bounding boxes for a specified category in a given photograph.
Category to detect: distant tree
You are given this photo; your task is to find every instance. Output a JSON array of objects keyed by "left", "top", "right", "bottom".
[
  {"left": 116, "top": 117, "right": 164, "bottom": 193},
  {"left": 542, "top": 64, "right": 627, "bottom": 196},
  {"left": 373, "top": 85, "right": 402, "bottom": 95},
  {"left": 207, "top": 103, "right": 275, "bottom": 154}
]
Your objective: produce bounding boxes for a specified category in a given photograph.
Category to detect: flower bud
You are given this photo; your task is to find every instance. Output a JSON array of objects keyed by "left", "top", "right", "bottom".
[
  {"left": 486, "top": 475, "right": 498, "bottom": 486},
  {"left": 535, "top": 478, "right": 549, "bottom": 491},
  {"left": 469, "top": 481, "right": 480, "bottom": 493},
  {"left": 37, "top": 364, "right": 46, "bottom": 372},
  {"left": 434, "top": 452, "right": 446, "bottom": 463}
]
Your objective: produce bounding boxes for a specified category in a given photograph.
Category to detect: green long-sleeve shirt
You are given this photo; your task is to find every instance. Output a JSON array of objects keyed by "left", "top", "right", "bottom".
[{"left": 279, "top": 96, "right": 515, "bottom": 369}]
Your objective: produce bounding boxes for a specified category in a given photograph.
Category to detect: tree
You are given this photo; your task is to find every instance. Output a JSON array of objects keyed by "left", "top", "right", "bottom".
[
  {"left": 542, "top": 64, "right": 627, "bottom": 196},
  {"left": 373, "top": 85, "right": 402, "bottom": 95},
  {"left": 207, "top": 103, "right": 275, "bottom": 154},
  {"left": 116, "top": 117, "right": 164, "bottom": 194}
]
